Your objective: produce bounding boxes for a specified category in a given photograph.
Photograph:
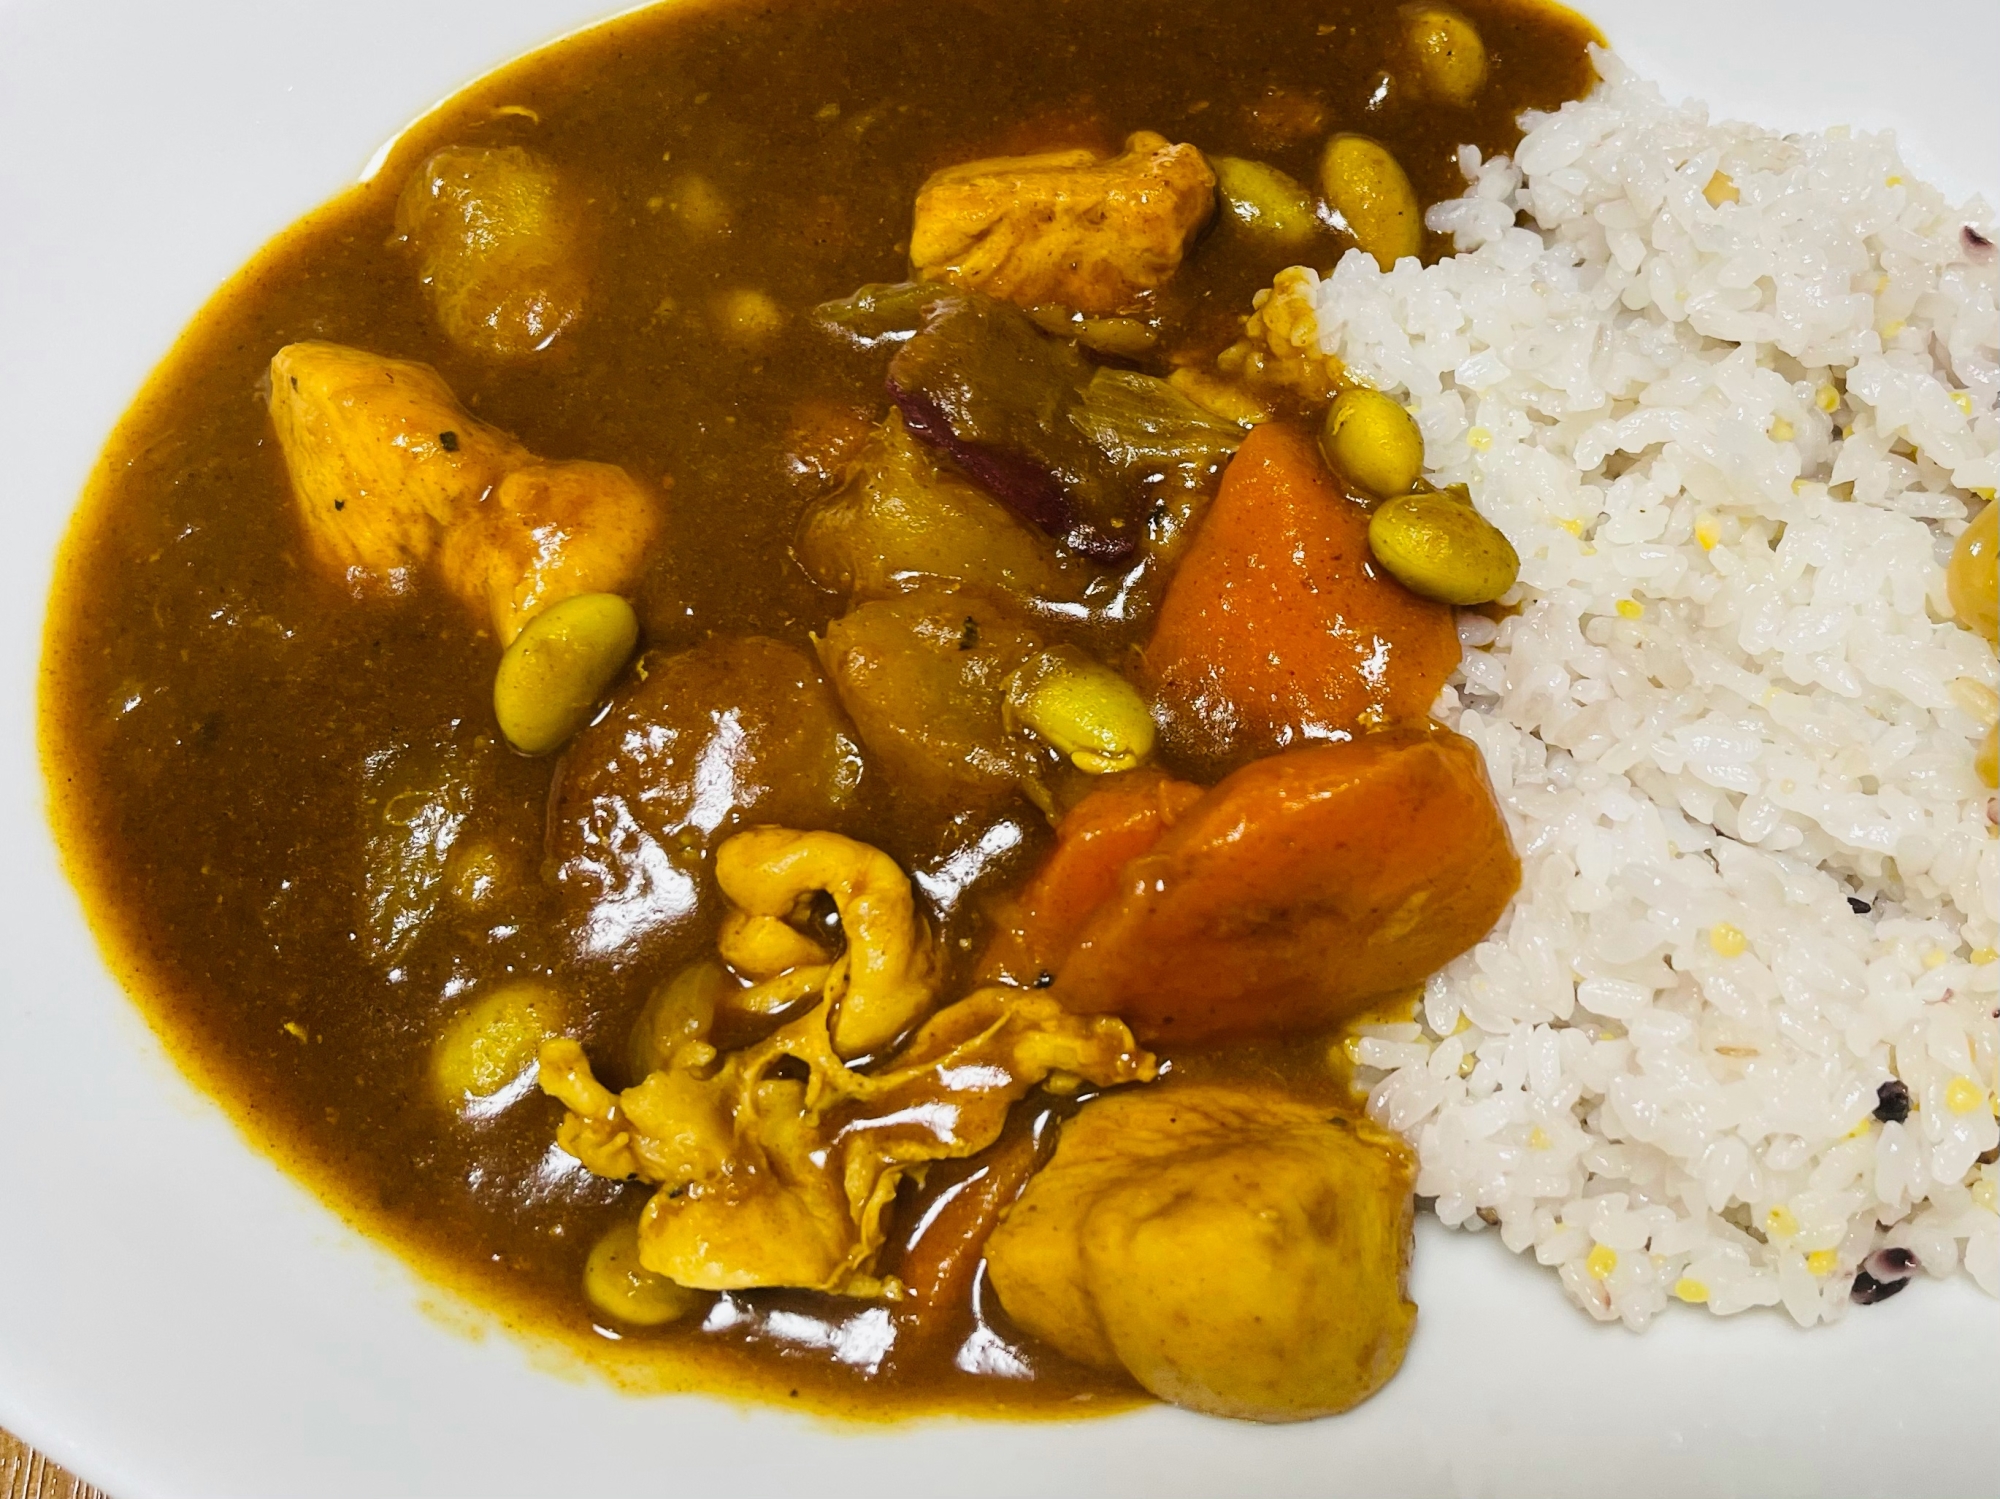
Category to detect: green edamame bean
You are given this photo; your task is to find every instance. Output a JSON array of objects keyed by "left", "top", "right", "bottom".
[
  {"left": 432, "top": 979, "right": 566, "bottom": 1105},
  {"left": 1320, "top": 388, "right": 1426, "bottom": 498},
  {"left": 1319, "top": 134, "right": 1423, "bottom": 272},
  {"left": 1367, "top": 488, "right": 1520, "bottom": 605},
  {"left": 582, "top": 1219, "right": 704, "bottom": 1327},
  {"left": 493, "top": 592, "right": 640, "bottom": 755},
  {"left": 1406, "top": 6, "right": 1489, "bottom": 107},
  {"left": 1008, "top": 648, "right": 1155, "bottom": 775},
  {"left": 1210, "top": 156, "right": 1321, "bottom": 248}
]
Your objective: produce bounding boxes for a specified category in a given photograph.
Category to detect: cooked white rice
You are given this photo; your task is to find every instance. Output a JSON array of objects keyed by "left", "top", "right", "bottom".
[{"left": 1284, "top": 50, "right": 1998, "bottom": 1327}]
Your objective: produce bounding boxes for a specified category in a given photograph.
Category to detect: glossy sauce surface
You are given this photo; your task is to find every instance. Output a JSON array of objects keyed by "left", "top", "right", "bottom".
[{"left": 41, "top": 0, "right": 1594, "bottom": 1418}]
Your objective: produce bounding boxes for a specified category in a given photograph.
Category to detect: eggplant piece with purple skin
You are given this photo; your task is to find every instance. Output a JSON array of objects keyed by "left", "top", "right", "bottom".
[
  {"left": 815, "top": 284, "right": 1243, "bottom": 563},
  {"left": 887, "top": 294, "right": 1140, "bottom": 562}
]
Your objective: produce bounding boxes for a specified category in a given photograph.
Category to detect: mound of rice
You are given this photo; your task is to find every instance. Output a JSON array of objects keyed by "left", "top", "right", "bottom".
[{"left": 1276, "top": 51, "right": 1998, "bottom": 1327}]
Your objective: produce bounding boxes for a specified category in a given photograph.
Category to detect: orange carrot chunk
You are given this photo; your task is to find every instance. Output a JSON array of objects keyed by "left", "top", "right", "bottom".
[
  {"left": 1144, "top": 422, "right": 1460, "bottom": 773},
  {"left": 889, "top": 1130, "right": 1042, "bottom": 1350},
  {"left": 1051, "top": 726, "right": 1519, "bottom": 1044},
  {"left": 980, "top": 770, "right": 1205, "bottom": 986}
]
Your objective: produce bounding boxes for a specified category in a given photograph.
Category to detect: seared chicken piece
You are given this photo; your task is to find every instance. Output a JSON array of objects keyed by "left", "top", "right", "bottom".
[
  {"left": 395, "top": 145, "right": 590, "bottom": 360},
  {"left": 268, "top": 341, "right": 658, "bottom": 641},
  {"left": 910, "top": 131, "right": 1216, "bottom": 316},
  {"left": 985, "top": 1084, "right": 1417, "bottom": 1422},
  {"left": 268, "top": 341, "right": 526, "bottom": 593},
  {"left": 438, "top": 459, "right": 658, "bottom": 644}
]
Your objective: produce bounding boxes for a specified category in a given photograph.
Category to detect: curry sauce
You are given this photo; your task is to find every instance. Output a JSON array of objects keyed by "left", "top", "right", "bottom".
[{"left": 41, "top": 0, "right": 1596, "bottom": 1419}]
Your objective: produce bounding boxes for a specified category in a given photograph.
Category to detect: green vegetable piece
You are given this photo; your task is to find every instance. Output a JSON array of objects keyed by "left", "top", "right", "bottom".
[
  {"left": 1367, "top": 489, "right": 1520, "bottom": 606},
  {"left": 1320, "top": 387, "right": 1426, "bottom": 498},
  {"left": 1071, "top": 317, "right": 1160, "bottom": 360},
  {"left": 1210, "top": 156, "right": 1321, "bottom": 247},
  {"left": 1071, "top": 368, "right": 1246, "bottom": 472},
  {"left": 493, "top": 592, "right": 640, "bottom": 755},
  {"left": 1947, "top": 497, "right": 1996, "bottom": 642},
  {"left": 582, "top": 1219, "right": 704, "bottom": 1327},
  {"left": 810, "top": 280, "right": 950, "bottom": 348},
  {"left": 1008, "top": 647, "right": 1156, "bottom": 775},
  {"left": 1319, "top": 134, "right": 1422, "bottom": 271},
  {"left": 360, "top": 738, "right": 483, "bottom": 964}
]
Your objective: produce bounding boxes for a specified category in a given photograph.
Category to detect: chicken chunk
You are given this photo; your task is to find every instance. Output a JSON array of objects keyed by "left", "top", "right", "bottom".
[
  {"left": 547, "top": 636, "right": 864, "bottom": 962},
  {"left": 438, "top": 459, "right": 658, "bottom": 644},
  {"left": 267, "top": 341, "right": 658, "bottom": 641},
  {"left": 984, "top": 1084, "right": 1417, "bottom": 1422},
  {"left": 394, "top": 145, "right": 590, "bottom": 360},
  {"left": 909, "top": 131, "right": 1217, "bottom": 316},
  {"left": 268, "top": 341, "right": 526, "bottom": 593}
]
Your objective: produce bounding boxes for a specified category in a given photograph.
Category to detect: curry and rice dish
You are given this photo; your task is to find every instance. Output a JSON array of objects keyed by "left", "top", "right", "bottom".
[{"left": 40, "top": 0, "right": 1999, "bottom": 1426}]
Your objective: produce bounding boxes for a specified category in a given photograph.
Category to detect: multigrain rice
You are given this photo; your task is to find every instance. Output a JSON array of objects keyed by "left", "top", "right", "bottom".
[{"left": 1267, "top": 51, "right": 1998, "bottom": 1327}]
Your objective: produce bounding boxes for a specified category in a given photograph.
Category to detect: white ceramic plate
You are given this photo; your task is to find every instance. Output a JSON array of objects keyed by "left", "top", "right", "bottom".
[{"left": 1, "top": 2, "right": 1994, "bottom": 1495}]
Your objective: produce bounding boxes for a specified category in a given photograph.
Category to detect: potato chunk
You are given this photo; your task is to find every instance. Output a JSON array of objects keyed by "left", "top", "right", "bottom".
[
  {"left": 268, "top": 341, "right": 658, "bottom": 642},
  {"left": 910, "top": 131, "right": 1216, "bottom": 316},
  {"left": 816, "top": 590, "right": 1043, "bottom": 804},
  {"left": 547, "top": 636, "right": 864, "bottom": 961},
  {"left": 985, "top": 1085, "right": 1417, "bottom": 1422},
  {"left": 795, "top": 414, "right": 1080, "bottom": 604},
  {"left": 1052, "top": 727, "right": 1520, "bottom": 1043},
  {"left": 394, "top": 145, "right": 589, "bottom": 359}
]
